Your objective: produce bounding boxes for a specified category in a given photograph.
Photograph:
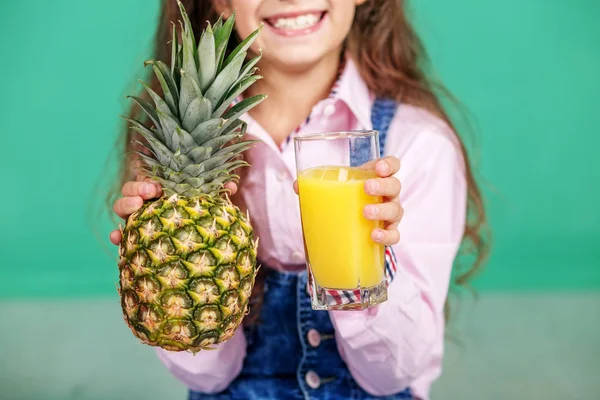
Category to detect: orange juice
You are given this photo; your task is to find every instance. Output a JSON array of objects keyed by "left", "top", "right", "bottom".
[{"left": 298, "top": 166, "right": 385, "bottom": 290}]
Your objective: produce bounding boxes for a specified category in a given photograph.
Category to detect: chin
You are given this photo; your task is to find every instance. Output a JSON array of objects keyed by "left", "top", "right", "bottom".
[{"left": 262, "top": 47, "right": 334, "bottom": 72}]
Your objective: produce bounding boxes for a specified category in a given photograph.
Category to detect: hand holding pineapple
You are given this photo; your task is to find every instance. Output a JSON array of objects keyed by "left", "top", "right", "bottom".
[{"left": 109, "top": 179, "right": 237, "bottom": 245}]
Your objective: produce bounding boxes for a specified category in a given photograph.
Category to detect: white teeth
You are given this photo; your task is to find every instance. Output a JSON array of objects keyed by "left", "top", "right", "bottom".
[{"left": 272, "top": 13, "right": 320, "bottom": 30}]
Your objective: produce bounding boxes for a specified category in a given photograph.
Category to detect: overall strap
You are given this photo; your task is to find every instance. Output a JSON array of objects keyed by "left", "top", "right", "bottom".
[
  {"left": 370, "top": 97, "right": 398, "bottom": 157},
  {"left": 349, "top": 97, "right": 398, "bottom": 167}
]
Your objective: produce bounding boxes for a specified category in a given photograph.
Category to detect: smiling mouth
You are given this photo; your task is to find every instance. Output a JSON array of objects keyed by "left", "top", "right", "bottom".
[{"left": 264, "top": 11, "right": 327, "bottom": 31}]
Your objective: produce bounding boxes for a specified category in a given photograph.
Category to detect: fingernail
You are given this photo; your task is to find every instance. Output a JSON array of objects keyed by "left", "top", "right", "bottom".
[
  {"left": 366, "top": 205, "right": 378, "bottom": 217},
  {"left": 140, "top": 184, "right": 153, "bottom": 196},
  {"left": 365, "top": 180, "right": 379, "bottom": 194},
  {"left": 378, "top": 161, "right": 389, "bottom": 174},
  {"left": 374, "top": 230, "right": 384, "bottom": 242}
]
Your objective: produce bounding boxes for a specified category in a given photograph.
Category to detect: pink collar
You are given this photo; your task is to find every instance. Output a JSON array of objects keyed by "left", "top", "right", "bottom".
[{"left": 234, "top": 56, "right": 374, "bottom": 150}]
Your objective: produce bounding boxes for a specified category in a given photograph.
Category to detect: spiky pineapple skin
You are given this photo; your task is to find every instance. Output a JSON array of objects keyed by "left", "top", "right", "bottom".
[{"left": 118, "top": 193, "right": 257, "bottom": 353}]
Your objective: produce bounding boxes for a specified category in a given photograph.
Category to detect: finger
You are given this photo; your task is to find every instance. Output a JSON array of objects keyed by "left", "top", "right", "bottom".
[
  {"left": 135, "top": 174, "right": 163, "bottom": 194},
  {"left": 357, "top": 157, "right": 400, "bottom": 176},
  {"left": 357, "top": 159, "right": 378, "bottom": 171},
  {"left": 109, "top": 229, "right": 122, "bottom": 246},
  {"left": 293, "top": 180, "right": 298, "bottom": 195},
  {"left": 372, "top": 228, "right": 400, "bottom": 246},
  {"left": 383, "top": 204, "right": 404, "bottom": 231},
  {"left": 389, "top": 203, "right": 404, "bottom": 225},
  {"left": 113, "top": 196, "right": 143, "bottom": 219},
  {"left": 122, "top": 181, "right": 162, "bottom": 199},
  {"left": 385, "top": 219, "right": 401, "bottom": 232},
  {"left": 375, "top": 157, "right": 400, "bottom": 177},
  {"left": 363, "top": 201, "right": 403, "bottom": 222},
  {"left": 364, "top": 177, "right": 401, "bottom": 198},
  {"left": 224, "top": 181, "right": 238, "bottom": 196}
]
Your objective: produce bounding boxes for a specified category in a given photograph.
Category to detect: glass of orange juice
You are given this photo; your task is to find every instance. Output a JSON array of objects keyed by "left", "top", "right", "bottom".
[{"left": 294, "top": 130, "right": 387, "bottom": 311}]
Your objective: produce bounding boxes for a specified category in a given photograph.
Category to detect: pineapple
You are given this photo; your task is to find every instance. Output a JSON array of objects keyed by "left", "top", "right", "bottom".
[{"left": 117, "top": 2, "right": 265, "bottom": 353}]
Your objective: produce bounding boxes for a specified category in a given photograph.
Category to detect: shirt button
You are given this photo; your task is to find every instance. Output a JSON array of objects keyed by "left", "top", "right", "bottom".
[
  {"left": 307, "top": 329, "right": 321, "bottom": 347},
  {"left": 323, "top": 103, "right": 336, "bottom": 117},
  {"left": 305, "top": 370, "right": 321, "bottom": 389}
]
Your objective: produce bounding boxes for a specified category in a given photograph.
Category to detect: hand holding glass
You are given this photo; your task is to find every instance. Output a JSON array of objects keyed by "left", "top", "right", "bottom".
[{"left": 294, "top": 130, "right": 387, "bottom": 310}]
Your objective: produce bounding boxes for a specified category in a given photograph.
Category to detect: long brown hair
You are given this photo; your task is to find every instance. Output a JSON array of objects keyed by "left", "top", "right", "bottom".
[{"left": 113, "top": 0, "right": 489, "bottom": 326}]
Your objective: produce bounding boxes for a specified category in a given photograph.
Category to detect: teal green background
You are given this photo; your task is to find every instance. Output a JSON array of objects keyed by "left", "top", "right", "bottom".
[
  {"left": 1, "top": 1, "right": 599, "bottom": 399},
  {"left": 1, "top": 0, "right": 598, "bottom": 297}
]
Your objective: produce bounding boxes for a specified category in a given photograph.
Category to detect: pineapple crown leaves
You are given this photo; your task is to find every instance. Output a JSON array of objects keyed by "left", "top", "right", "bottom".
[{"left": 122, "top": 1, "right": 266, "bottom": 198}]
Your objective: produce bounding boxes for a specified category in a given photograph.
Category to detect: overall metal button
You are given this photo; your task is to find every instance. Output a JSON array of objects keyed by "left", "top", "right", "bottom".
[
  {"left": 307, "top": 328, "right": 321, "bottom": 347},
  {"left": 305, "top": 370, "right": 321, "bottom": 389}
]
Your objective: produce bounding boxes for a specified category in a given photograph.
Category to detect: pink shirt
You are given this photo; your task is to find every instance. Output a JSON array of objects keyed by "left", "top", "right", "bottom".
[{"left": 156, "top": 58, "right": 467, "bottom": 400}]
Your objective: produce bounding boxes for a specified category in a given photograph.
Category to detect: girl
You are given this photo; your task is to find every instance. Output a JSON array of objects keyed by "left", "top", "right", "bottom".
[{"left": 109, "top": 0, "right": 487, "bottom": 399}]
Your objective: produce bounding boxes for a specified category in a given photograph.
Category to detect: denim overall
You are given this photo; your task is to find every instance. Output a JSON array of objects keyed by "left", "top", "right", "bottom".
[{"left": 190, "top": 98, "right": 413, "bottom": 400}]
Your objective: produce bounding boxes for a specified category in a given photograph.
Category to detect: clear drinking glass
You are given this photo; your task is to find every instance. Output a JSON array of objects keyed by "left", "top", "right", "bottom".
[{"left": 294, "top": 130, "right": 387, "bottom": 310}]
